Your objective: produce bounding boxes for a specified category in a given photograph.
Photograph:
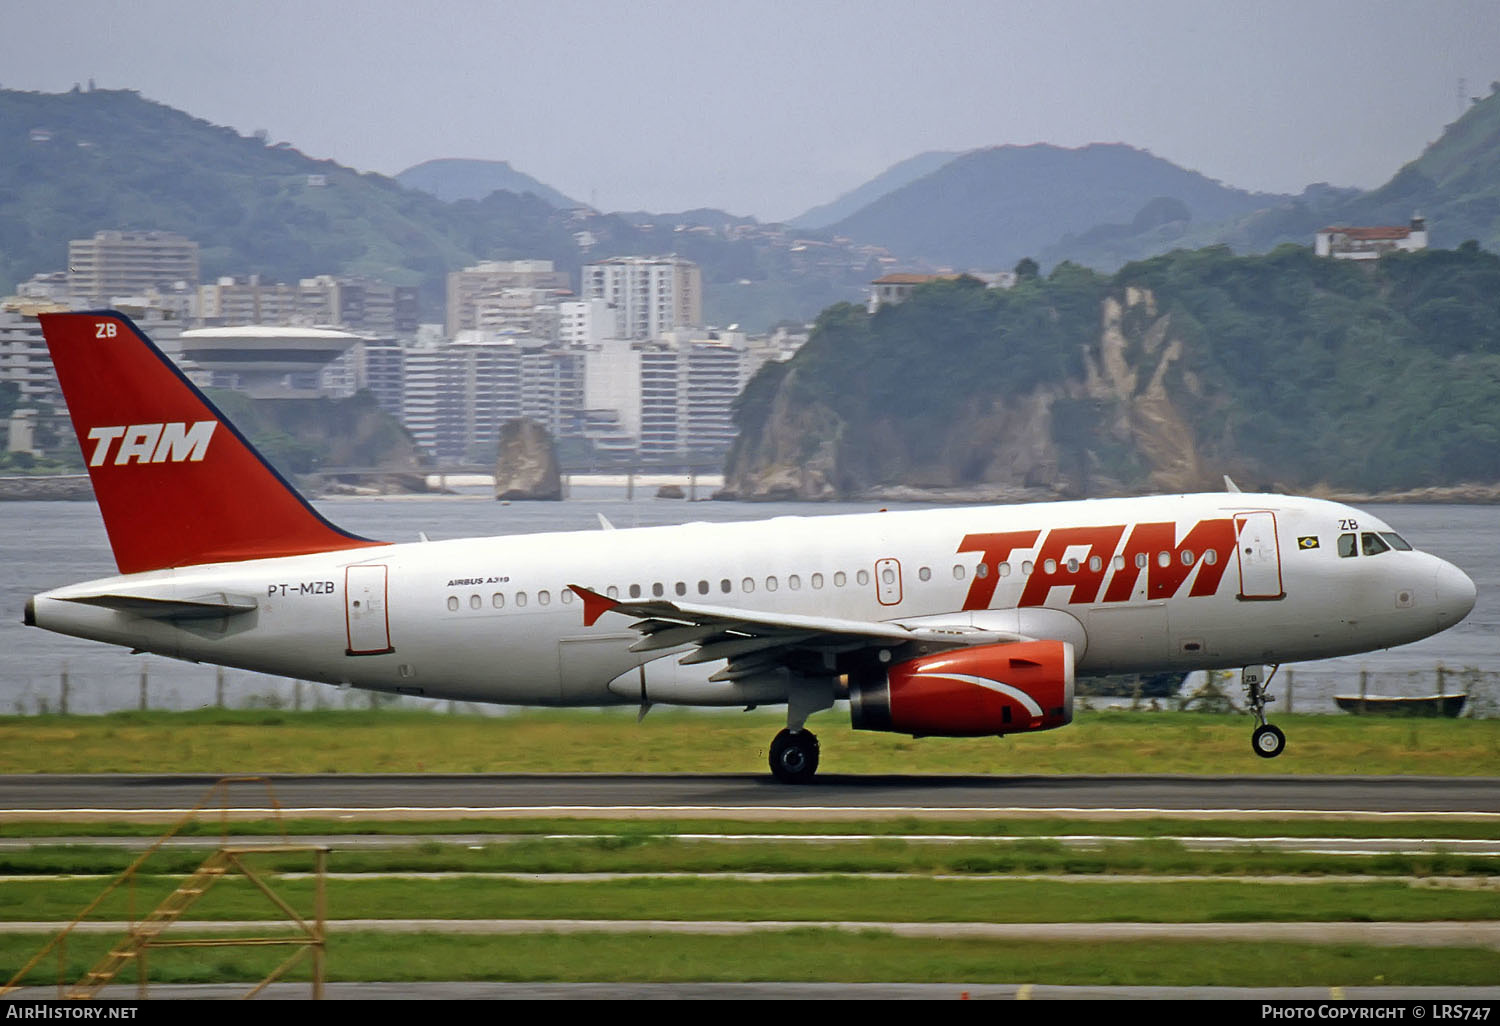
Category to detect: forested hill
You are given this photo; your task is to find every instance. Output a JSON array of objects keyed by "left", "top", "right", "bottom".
[
  {"left": 0, "top": 87, "right": 861, "bottom": 325},
  {"left": 724, "top": 244, "right": 1500, "bottom": 499},
  {"left": 0, "top": 88, "right": 562, "bottom": 310}
]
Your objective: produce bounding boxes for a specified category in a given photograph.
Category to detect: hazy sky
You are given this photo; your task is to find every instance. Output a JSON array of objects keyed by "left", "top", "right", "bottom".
[{"left": 4, "top": 0, "right": 1498, "bottom": 221}]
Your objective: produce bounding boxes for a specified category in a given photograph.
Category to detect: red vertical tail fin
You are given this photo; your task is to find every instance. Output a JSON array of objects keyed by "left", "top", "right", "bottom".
[{"left": 40, "top": 310, "right": 382, "bottom": 573}]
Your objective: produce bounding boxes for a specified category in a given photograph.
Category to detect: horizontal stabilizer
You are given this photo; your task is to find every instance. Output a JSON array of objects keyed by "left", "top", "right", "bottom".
[{"left": 61, "top": 592, "right": 259, "bottom": 620}]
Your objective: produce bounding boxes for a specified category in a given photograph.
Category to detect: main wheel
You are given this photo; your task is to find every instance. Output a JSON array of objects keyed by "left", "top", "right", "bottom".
[
  {"left": 1252, "top": 723, "right": 1286, "bottom": 759},
  {"left": 769, "top": 728, "right": 820, "bottom": 784}
]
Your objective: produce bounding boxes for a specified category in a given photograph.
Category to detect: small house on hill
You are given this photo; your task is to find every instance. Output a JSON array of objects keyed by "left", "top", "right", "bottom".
[{"left": 1314, "top": 216, "right": 1428, "bottom": 260}]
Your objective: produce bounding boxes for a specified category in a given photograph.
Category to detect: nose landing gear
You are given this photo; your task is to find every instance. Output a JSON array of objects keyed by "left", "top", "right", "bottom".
[{"left": 1243, "top": 665, "right": 1286, "bottom": 758}]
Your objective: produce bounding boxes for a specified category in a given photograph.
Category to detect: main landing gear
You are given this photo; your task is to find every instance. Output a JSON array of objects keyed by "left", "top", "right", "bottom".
[
  {"left": 1243, "top": 664, "right": 1286, "bottom": 759},
  {"left": 769, "top": 676, "right": 835, "bottom": 783},
  {"left": 769, "top": 728, "right": 820, "bottom": 784}
]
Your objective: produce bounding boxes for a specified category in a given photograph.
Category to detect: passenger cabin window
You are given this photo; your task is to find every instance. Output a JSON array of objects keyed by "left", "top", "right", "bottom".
[
  {"left": 492, "top": 593, "right": 505, "bottom": 608},
  {"left": 538, "top": 590, "right": 550, "bottom": 606},
  {"left": 812, "top": 573, "right": 824, "bottom": 589},
  {"left": 1338, "top": 533, "right": 1358, "bottom": 558},
  {"left": 1361, "top": 532, "right": 1391, "bottom": 556},
  {"left": 720, "top": 579, "right": 732, "bottom": 593},
  {"left": 743, "top": 577, "right": 755, "bottom": 593},
  {"left": 447, "top": 596, "right": 459, "bottom": 612},
  {"left": 788, "top": 574, "right": 801, "bottom": 590},
  {"left": 698, "top": 580, "right": 709, "bottom": 595},
  {"left": 856, "top": 569, "right": 870, "bottom": 586},
  {"left": 515, "top": 592, "right": 527, "bottom": 607},
  {"left": 834, "top": 571, "right": 846, "bottom": 587},
  {"left": 630, "top": 584, "right": 642, "bottom": 598}
]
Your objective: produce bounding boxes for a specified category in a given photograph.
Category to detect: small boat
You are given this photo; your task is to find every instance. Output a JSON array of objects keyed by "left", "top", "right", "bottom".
[{"left": 1334, "top": 693, "right": 1467, "bottom": 717}]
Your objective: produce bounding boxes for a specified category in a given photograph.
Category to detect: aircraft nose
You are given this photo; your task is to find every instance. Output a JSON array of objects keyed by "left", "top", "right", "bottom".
[{"left": 1433, "top": 560, "right": 1477, "bottom": 628}]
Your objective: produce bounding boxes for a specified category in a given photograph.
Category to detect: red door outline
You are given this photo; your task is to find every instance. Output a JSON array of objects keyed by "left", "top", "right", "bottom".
[
  {"left": 1234, "top": 512, "right": 1285, "bottom": 600},
  {"left": 346, "top": 564, "right": 394, "bottom": 655},
  {"left": 875, "top": 558, "right": 903, "bottom": 606}
]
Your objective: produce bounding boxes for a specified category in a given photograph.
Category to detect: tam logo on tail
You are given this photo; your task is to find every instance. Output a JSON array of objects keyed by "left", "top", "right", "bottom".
[
  {"left": 86, "top": 422, "right": 216, "bottom": 466},
  {"left": 39, "top": 310, "right": 381, "bottom": 573}
]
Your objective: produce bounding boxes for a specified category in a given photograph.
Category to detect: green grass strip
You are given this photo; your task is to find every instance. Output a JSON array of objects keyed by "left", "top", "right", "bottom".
[
  {"left": 1, "top": 837, "right": 1497, "bottom": 878},
  {"left": 3, "top": 932, "right": 1498, "bottom": 987},
  {"left": 1, "top": 875, "right": 1497, "bottom": 925},
  {"left": 2, "top": 709, "right": 1498, "bottom": 775}
]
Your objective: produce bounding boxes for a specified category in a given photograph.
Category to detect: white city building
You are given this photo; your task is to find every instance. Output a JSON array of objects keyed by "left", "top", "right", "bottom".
[
  {"left": 67, "top": 231, "right": 200, "bottom": 309},
  {"left": 581, "top": 256, "right": 702, "bottom": 340}
]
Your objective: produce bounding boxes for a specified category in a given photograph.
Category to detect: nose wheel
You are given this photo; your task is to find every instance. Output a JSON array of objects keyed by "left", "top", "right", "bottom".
[
  {"left": 769, "top": 728, "right": 820, "bottom": 784},
  {"left": 1243, "top": 665, "right": 1286, "bottom": 759},
  {"left": 1252, "top": 723, "right": 1286, "bottom": 758}
]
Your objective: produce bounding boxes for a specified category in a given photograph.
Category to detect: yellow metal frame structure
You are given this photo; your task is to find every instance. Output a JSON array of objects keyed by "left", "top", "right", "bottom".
[{"left": 1, "top": 776, "right": 329, "bottom": 1000}]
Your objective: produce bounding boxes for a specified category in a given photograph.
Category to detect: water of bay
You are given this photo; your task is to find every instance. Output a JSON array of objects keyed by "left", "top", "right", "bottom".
[{"left": 1, "top": 493, "right": 1495, "bottom": 717}]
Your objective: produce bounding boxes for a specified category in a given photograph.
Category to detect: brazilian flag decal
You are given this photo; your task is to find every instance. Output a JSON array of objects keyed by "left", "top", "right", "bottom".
[{"left": 1298, "top": 536, "right": 1320, "bottom": 550}]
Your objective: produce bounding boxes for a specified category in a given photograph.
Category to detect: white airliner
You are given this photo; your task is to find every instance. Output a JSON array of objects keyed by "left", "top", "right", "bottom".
[{"left": 26, "top": 311, "right": 1477, "bottom": 782}]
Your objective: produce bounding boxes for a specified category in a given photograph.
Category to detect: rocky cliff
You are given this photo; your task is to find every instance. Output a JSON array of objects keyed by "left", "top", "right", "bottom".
[
  {"left": 725, "top": 244, "right": 1500, "bottom": 500},
  {"left": 493, "top": 418, "right": 563, "bottom": 501},
  {"left": 722, "top": 286, "right": 1218, "bottom": 501}
]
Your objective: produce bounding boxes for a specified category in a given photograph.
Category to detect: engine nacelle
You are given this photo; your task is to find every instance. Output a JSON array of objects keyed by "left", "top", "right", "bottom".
[{"left": 849, "top": 640, "right": 1074, "bottom": 737}]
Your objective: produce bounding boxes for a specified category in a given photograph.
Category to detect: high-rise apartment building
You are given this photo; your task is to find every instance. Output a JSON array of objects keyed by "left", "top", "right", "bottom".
[
  {"left": 67, "top": 231, "right": 200, "bottom": 308},
  {"left": 402, "top": 336, "right": 582, "bottom": 462},
  {"left": 445, "top": 260, "right": 571, "bottom": 336},
  {"left": 580, "top": 256, "right": 702, "bottom": 340},
  {"left": 297, "top": 275, "right": 419, "bottom": 336},
  {"left": 198, "top": 276, "right": 300, "bottom": 326},
  {"left": 582, "top": 328, "right": 751, "bottom": 462}
]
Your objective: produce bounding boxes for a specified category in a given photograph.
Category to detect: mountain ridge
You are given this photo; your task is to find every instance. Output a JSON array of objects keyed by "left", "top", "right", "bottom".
[
  {"left": 826, "top": 142, "right": 1289, "bottom": 270},
  {"left": 395, "top": 157, "right": 579, "bottom": 208}
]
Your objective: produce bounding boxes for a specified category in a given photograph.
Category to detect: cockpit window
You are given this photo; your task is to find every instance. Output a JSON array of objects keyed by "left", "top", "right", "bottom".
[
  {"left": 1337, "top": 533, "right": 1358, "bottom": 558},
  {"left": 1361, "top": 532, "right": 1391, "bottom": 556},
  {"left": 1380, "top": 532, "right": 1413, "bottom": 551}
]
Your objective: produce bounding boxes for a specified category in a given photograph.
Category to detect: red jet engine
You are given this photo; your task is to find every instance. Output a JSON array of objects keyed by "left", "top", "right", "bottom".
[{"left": 849, "top": 640, "right": 1074, "bottom": 737}]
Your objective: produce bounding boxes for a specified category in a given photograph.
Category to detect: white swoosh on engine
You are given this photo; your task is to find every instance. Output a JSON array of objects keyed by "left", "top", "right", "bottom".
[{"left": 908, "top": 673, "right": 1044, "bottom": 717}]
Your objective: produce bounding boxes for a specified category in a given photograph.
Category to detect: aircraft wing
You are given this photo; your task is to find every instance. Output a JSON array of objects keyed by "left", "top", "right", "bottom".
[{"left": 567, "top": 585, "right": 1009, "bottom": 682}]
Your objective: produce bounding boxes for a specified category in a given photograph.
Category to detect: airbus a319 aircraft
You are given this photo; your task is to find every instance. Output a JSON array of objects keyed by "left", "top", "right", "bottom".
[{"left": 26, "top": 311, "right": 1478, "bottom": 782}]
